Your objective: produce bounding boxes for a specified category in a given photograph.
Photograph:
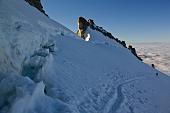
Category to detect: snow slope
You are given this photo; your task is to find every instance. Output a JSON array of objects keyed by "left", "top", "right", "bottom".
[
  {"left": 0, "top": 0, "right": 170, "bottom": 113},
  {"left": 133, "top": 42, "right": 170, "bottom": 76}
]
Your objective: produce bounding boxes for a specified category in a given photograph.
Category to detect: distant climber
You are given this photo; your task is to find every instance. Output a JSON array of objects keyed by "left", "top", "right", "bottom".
[
  {"left": 156, "top": 73, "right": 158, "bottom": 76},
  {"left": 151, "top": 64, "right": 158, "bottom": 76},
  {"left": 44, "top": 86, "right": 47, "bottom": 94},
  {"left": 151, "top": 64, "right": 155, "bottom": 69},
  {"left": 77, "top": 17, "right": 89, "bottom": 39}
]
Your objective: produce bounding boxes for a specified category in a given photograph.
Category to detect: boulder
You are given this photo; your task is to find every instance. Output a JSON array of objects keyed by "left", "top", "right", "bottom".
[
  {"left": 88, "top": 19, "right": 95, "bottom": 29},
  {"left": 128, "top": 45, "right": 137, "bottom": 55},
  {"left": 121, "top": 41, "right": 127, "bottom": 48},
  {"left": 152, "top": 64, "right": 155, "bottom": 69},
  {"left": 77, "top": 17, "right": 89, "bottom": 39},
  {"left": 106, "top": 32, "right": 114, "bottom": 39},
  {"left": 128, "top": 45, "right": 142, "bottom": 61}
]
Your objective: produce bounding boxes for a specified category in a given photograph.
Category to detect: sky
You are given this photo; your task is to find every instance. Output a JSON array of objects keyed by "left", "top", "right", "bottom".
[{"left": 41, "top": 0, "right": 170, "bottom": 43}]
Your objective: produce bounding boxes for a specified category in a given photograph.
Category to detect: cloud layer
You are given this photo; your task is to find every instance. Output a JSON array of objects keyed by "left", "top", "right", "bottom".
[{"left": 133, "top": 42, "right": 170, "bottom": 76}]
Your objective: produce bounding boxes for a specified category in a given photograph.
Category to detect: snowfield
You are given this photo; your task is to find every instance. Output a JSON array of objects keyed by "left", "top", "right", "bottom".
[
  {"left": 0, "top": 0, "right": 170, "bottom": 113},
  {"left": 133, "top": 42, "right": 170, "bottom": 76}
]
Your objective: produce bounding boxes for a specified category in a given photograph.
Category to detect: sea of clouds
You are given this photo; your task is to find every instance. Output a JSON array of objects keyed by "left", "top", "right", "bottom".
[{"left": 133, "top": 42, "right": 170, "bottom": 76}]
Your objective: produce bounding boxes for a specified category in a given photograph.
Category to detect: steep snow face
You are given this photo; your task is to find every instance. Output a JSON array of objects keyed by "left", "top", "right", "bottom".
[
  {"left": 0, "top": 0, "right": 74, "bottom": 74},
  {"left": 1, "top": 0, "right": 170, "bottom": 113}
]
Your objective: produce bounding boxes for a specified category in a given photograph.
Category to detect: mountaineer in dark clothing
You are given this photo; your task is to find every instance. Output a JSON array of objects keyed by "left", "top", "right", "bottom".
[{"left": 152, "top": 64, "right": 155, "bottom": 69}]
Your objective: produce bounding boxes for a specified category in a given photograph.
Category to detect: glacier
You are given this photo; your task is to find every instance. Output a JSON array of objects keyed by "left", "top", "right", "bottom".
[{"left": 0, "top": 0, "right": 170, "bottom": 113}]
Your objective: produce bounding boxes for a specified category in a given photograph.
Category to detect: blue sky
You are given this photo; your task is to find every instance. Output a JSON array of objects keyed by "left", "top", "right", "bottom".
[{"left": 42, "top": 0, "right": 170, "bottom": 43}]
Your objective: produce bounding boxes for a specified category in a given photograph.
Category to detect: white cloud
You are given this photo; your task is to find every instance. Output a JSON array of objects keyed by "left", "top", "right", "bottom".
[{"left": 134, "top": 42, "right": 170, "bottom": 76}]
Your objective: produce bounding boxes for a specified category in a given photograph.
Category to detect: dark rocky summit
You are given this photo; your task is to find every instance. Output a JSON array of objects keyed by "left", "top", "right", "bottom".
[
  {"left": 76, "top": 17, "right": 142, "bottom": 61},
  {"left": 25, "top": 0, "right": 48, "bottom": 16}
]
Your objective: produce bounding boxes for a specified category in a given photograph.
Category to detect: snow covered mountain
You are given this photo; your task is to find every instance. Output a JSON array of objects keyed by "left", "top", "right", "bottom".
[
  {"left": 0, "top": 0, "right": 170, "bottom": 113},
  {"left": 133, "top": 42, "right": 170, "bottom": 76}
]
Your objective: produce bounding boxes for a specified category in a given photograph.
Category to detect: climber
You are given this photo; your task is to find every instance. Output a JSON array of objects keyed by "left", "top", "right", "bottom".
[{"left": 151, "top": 64, "right": 155, "bottom": 69}]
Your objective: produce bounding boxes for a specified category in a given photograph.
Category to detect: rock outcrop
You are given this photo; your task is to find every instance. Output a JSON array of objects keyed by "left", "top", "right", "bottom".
[
  {"left": 151, "top": 64, "right": 155, "bottom": 69},
  {"left": 25, "top": 0, "right": 48, "bottom": 16},
  {"left": 128, "top": 45, "right": 142, "bottom": 61},
  {"left": 77, "top": 17, "right": 89, "bottom": 39},
  {"left": 76, "top": 17, "right": 142, "bottom": 61}
]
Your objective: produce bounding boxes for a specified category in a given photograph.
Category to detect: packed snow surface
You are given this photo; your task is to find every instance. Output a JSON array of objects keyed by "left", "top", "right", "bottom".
[
  {"left": 0, "top": 0, "right": 170, "bottom": 113},
  {"left": 133, "top": 42, "right": 170, "bottom": 76}
]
